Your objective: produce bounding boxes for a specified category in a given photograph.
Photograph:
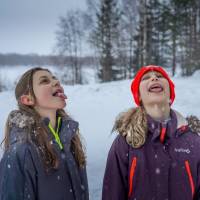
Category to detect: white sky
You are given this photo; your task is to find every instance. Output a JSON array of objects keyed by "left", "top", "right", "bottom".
[{"left": 0, "top": 0, "right": 87, "bottom": 55}]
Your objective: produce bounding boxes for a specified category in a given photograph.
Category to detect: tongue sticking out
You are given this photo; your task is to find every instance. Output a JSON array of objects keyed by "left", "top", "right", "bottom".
[{"left": 55, "top": 92, "right": 67, "bottom": 99}]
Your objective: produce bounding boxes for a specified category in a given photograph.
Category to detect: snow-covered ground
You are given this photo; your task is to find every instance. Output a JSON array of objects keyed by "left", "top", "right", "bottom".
[{"left": 0, "top": 67, "right": 200, "bottom": 199}]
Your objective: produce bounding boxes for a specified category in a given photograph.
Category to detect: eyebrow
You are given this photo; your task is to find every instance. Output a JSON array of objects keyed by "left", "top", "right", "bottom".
[
  {"left": 39, "top": 75, "right": 57, "bottom": 80},
  {"left": 39, "top": 75, "right": 48, "bottom": 80}
]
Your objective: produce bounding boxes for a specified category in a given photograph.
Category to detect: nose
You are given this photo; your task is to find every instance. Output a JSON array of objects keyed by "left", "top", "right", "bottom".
[
  {"left": 52, "top": 79, "right": 60, "bottom": 87},
  {"left": 150, "top": 74, "right": 158, "bottom": 81}
]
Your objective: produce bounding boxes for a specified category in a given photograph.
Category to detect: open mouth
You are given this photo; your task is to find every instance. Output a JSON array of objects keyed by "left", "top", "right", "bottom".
[
  {"left": 148, "top": 83, "right": 164, "bottom": 93},
  {"left": 52, "top": 88, "right": 67, "bottom": 99}
]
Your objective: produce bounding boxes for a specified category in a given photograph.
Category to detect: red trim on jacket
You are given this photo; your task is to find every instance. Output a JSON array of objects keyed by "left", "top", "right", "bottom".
[
  {"left": 160, "top": 127, "right": 166, "bottom": 143},
  {"left": 128, "top": 157, "right": 137, "bottom": 197},
  {"left": 185, "top": 160, "right": 195, "bottom": 198},
  {"left": 178, "top": 125, "right": 188, "bottom": 133}
]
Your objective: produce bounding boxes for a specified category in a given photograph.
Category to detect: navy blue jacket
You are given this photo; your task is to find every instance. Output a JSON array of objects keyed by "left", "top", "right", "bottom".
[
  {"left": 102, "top": 109, "right": 200, "bottom": 200},
  {"left": 0, "top": 110, "right": 89, "bottom": 200}
]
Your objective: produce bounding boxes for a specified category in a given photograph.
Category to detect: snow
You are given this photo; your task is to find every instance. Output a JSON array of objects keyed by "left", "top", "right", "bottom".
[
  {"left": 0, "top": 65, "right": 98, "bottom": 90},
  {"left": 0, "top": 67, "right": 200, "bottom": 199},
  {"left": 155, "top": 168, "right": 160, "bottom": 174},
  {"left": 193, "top": 70, "right": 200, "bottom": 79}
]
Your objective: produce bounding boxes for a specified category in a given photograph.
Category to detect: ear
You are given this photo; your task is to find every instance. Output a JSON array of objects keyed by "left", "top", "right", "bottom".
[{"left": 20, "top": 95, "right": 34, "bottom": 106}]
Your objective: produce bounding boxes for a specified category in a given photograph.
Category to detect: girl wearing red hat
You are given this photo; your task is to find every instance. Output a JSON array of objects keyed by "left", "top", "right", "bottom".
[{"left": 102, "top": 65, "right": 200, "bottom": 200}]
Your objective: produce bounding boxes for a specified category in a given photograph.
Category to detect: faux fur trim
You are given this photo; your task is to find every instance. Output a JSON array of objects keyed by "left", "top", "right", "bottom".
[
  {"left": 112, "top": 107, "right": 138, "bottom": 137},
  {"left": 174, "top": 110, "right": 188, "bottom": 129},
  {"left": 7, "top": 110, "right": 35, "bottom": 129},
  {"left": 112, "top": 107, "right": 147, "bottom": 148},
  {"left": 114, "top": 108, "right": 200, "bottom": 139},
  {"left": 186, "top": 115, "right": 200, "bottom": 135}
]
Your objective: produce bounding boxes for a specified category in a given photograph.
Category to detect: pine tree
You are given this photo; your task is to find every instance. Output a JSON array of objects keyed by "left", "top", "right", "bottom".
[
  {"left": 134, "top": 0, "right": 166, "bottom": 69},
  {"left": 181, "top": 0, "right": 200, "bottom": 75},
  {"left": 166, "top": 0, "right": 200, "bottom": 75},
  {"left": 90, "top": 0, "right": 121, "bottom": 82}
]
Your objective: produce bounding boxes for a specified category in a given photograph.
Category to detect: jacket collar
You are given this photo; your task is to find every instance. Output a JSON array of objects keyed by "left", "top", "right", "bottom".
[
  {"left": 7, "top": 110, "right": 78, "bottom": 148},
  {"left": 42, "top": 116, "right": 79, "bottom": 147},
  {"left": 147, "top": 109, "right": 187, "bottom": 142}
]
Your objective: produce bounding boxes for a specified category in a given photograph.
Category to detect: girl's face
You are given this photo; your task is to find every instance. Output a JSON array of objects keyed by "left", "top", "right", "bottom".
[
  {"left": 139, "top": 71, "right": 170, "bottom": 106},
  {"left": 32, "top": 70, "right": 67, "bottom": 112}
]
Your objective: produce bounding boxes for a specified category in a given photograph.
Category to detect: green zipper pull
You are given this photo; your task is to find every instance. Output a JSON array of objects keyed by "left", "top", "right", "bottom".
[{"left": 48, "top": 117, "right": 63, "bottom": 150}]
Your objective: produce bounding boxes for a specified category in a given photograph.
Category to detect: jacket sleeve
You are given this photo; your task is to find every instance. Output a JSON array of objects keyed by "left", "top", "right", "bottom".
[
  {"left": 0, "top": 143, "right": 37, "bottom": 200},
  {"left": 102, "top": 135, "right": 129, "bottom": 200}
]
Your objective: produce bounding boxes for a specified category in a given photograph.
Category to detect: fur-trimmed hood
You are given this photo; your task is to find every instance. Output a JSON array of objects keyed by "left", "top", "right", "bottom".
[
  {"left": 186, "top": 115, "right": 200, "bottom": 135},
  {"left": 7, "top": 110, "right": 35, "bottom": 129},
  {"left": 113, "top": 108, "right": 200, "bottom": 147},
  {"left": 6, "top": 110, "right": 78, "bottom": 146},
  {"left": 6, "top": 110, "right": 36, "bottom": 145}
]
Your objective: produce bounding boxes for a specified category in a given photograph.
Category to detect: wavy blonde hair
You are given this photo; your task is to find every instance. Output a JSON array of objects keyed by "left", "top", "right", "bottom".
[{"left": 112, "top": 106, "right": 148, "bottom": 148}]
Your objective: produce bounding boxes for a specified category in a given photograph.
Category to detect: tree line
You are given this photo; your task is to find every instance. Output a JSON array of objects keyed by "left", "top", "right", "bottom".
[
  {"left": 55, "top": 0, "right": 200, "bottom": 83},
  {"left": 0, "top": 53, "right": 96, "bottom": 68}
]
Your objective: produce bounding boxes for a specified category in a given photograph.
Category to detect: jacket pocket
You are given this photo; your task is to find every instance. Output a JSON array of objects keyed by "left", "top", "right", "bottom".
[
  {"left": 185, "top": 160, "right": 195, "bottom": 198},
  {"left": 128, "top": 157, "right": 137, "bottom": 197}
]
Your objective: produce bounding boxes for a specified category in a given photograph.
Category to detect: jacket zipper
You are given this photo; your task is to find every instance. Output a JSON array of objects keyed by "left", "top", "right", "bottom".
[
  {"left": 48, "top": 116, "right": 63, "bottom": 150},
  {"left": 185, "top": 160, "right": 195, "bottom": 198},
  {"left": 128, "top": 157, "right": 137, "bottom": 197}
]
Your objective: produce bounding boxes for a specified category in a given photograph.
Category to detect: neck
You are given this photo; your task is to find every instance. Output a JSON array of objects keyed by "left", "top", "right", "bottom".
[
  {"left": 144, "top": 103, "right": 170, "bottom": 121},
  {"left": 35, "top": 107, "right": 57, "bottom": 128},
  {"left": 48, "top": 113, "right": 57, "bottom": 128}
]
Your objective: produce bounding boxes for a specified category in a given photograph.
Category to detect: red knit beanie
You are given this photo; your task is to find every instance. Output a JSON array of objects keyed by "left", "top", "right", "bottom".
[{"left": 131, "top": 65, "right": 175, "bottom": 106}]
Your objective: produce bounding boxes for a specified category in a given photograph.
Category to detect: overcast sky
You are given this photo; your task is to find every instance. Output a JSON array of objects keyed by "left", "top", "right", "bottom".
[{"left": 0, "top": 0, "right": 87, "bottom": 55}]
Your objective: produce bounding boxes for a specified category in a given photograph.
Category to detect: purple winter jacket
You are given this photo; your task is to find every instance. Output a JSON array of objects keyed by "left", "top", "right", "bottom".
[{"left": 102, "top": 109, "right": 200, "bottom": 200}]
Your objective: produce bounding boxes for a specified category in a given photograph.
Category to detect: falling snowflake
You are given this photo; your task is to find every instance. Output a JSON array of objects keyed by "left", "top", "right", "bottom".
[
  {"left": 151, "top": 123, "right": 155, "bottom": 129},
  {"left": 155, "top": 168, "right": 160, "bottom": 174}
]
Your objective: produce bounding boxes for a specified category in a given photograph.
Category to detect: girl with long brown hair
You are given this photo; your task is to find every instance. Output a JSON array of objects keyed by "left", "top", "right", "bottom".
[{"left": 0, "top": 67, "right": 89, "bottom": 200}]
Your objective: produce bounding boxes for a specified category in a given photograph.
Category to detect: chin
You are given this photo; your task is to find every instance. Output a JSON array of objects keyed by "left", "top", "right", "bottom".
[
  {"left": 146, "top": 96, "right": 167, "bottom": 105},
  {"left": 150, "top": 100, "right": 169, "bottom": 106},
  {"left": 55, "top": 102, "right": 66, "bottom": 109},
  {"left": 60, "top": 103, "right": 66, "bottom": 109}
]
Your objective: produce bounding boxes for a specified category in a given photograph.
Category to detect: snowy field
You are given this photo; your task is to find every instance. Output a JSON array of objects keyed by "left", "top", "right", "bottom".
[{"left": 0, "top": 66, "right": 200, "bottom": 199}]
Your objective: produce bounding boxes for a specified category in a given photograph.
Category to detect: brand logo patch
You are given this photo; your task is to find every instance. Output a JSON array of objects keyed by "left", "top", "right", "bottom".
[{"left": 174, "top": 148, "right": 190, "bottom": 154}]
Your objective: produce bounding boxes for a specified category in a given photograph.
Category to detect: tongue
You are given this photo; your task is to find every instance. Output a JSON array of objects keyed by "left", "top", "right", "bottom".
[{"left": 56, "top": 92, "right": 67, "bottom": 99}]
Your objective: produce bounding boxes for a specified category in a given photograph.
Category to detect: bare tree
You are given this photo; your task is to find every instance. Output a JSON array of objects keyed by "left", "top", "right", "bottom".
[{"left": 55, "top": 10, "right": 84, "bottom": 84}]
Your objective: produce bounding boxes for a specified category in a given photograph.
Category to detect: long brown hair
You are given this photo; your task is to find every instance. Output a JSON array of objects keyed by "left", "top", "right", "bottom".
[{"left": 2, "top": 67, "right": 86, "bottom": 169}]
